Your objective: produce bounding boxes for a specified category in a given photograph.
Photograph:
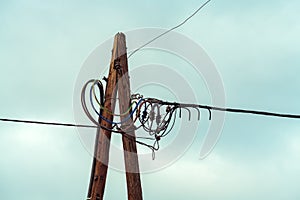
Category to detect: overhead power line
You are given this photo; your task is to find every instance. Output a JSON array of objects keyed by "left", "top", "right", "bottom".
[
  {"left": 1, "top": 103, "right": 300, "bottom": 129},
  {"left": 128, "top": 0, "right": 212, "bottom": 58},
  {"left": 202, "top": 105, "right": 300, "bottom": 119},
  {"left": 0, "top": 118, "right": 97, "bottom": 128},
  {"left": 0, "top": 0, "right": 214, "bottom": 128},
  {"left": 158, "top": 100, "right": 300, "bottom": 119}
]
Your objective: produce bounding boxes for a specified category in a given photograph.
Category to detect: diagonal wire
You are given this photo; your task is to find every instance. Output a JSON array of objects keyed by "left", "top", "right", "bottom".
[{"left": 127, "top": 0, "right": 212, "bottom": 58}]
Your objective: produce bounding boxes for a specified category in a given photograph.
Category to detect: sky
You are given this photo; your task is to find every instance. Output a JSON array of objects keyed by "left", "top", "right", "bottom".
[{"left": 1, "top": 0, "right": 300, "bottom": 199}]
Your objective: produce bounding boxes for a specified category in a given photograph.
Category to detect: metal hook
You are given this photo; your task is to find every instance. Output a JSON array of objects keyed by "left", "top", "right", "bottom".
[
  {"left": 181, "top": 107, "right": 192, "bottom": 121},
  {"left": 193, "top": 107, "right": 201, "bottom": 120},
  {"left": 179, "top": 107, "right": 182, "bottom": 118},
  {"left": 208, "top": 109, "right": 212, "bottom": 120}
]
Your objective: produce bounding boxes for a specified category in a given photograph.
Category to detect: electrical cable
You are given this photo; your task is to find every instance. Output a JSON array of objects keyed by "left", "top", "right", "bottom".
[
  {"left": 82, "top": 79, "right": 143, "bottom": 125},
  {"left": 157, "top": 99, "right": 300, "bottom": 119},
  {"left": 2, "top": 94, "right": 300, "bottom": 157},
  {"left": 2, "top": 102, "right": 300, "bottom": 128},
  {"left": 91, "top": 80, "right": 137, "bottom": 116},
  {"left": 81, "top": 79, "right": 160, "bottom": 152},
  {"left": 127, "top": 0, "right": 212, "bottom": 58},
  {"left": 0, "top": 118, "right": 98, "bottom": 128}
]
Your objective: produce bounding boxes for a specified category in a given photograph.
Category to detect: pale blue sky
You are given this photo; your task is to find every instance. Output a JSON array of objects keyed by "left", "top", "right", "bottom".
[{"left": 1, "top": 0, "right": 300, "bottom": 199}]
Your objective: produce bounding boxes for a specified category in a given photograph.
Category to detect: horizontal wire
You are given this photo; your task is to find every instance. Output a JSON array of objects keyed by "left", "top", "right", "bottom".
[
  {"left": 0, "top": 118, "right": 98, "bottom": 128},
  {"left": 205, "top": 106, "right": 300, "bottom": 119},
  {"left": 1, "top": 103, "right": 300, "bottom": 130},
  {"left": 159, "top": 101, "right": 300, "bottom": 119}
]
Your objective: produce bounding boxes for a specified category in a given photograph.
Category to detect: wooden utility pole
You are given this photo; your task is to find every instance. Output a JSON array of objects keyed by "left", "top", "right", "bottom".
[
  {"left": 117, "top": 33, "right": 143, "bottom": 200},
  {"left": 87, "top": 33, "right": 143, "bottom": 200},
  {"left": 88, "top": 33, "right": 119, "bottom": 200}
]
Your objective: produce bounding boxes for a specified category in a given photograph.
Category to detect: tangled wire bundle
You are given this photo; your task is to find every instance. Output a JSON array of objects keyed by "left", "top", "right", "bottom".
[
  {"left": 81, "top": 77, "right": 300, "bottom": 159},
  {"left": 81, "top": 79, "right": 207, "bottom": 158}
]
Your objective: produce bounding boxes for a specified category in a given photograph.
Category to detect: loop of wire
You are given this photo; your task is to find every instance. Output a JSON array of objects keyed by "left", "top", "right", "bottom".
[{"left": 81, "top": 79, "right": 212, "bottom": 159}]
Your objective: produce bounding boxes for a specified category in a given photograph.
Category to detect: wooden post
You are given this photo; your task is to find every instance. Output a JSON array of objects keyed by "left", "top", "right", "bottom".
[
  {"left": 88, "top": 34, "right": 119, "bottom": 200},
  {"left": 88, "top": 33, "right": 143, "bottom": 200},
  {"left": 116, "top": 33, "right": 143, "bottom": 200}
]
